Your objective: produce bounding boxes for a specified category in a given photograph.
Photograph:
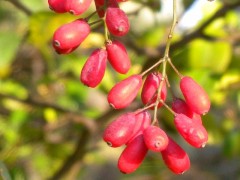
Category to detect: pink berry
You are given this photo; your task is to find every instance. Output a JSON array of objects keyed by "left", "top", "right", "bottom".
[
  {"left": 143, "top": 125, "right": 168, "bottom": 152},
  {"left": 174, "top": 113, "right": 208, "bottom": 148},
  {"left": 48, "top": 0, "right": 67, "bottom": 13},
  {"left": 127, "top": 110, "right": 151, "bottom": 144},
  {"left": 53, "top": 45, "right": 79, "bottom": 54},
  {"left": 107, "top": 74, "right": 142, "bottom": 109},
  {"left": 161, "top": 137, "right": 190, "bottom": 174},
  {"left": 106, "top": 40, "right": 131, "bottom": 74},
  {"left": 172, "top": 98, "right": 202, "bottom": 124},
  {"left": 80, "top": 49, "right": 107, "bottom": 87},
  {"left": 53, "top": 19, "right": 90, "bottom": 50},
  {"left": 118, "top": 134, "right": 148, "bottom": 174},
  {"left": 65, "top": 0, "right": 92, "bottom": 15},
  {"left": 105, "top": 7, "right": 130, "bottom": 36},
  {"left": 103, "top": 113, "right": 136, "bottom": 147},
  {"left": 94, "top": 0, "right": 118, "bottom": 18},
  {"left": 180, "top": 76, "right": 210, "bottom": 115},
  {"left": 141, "top": 72, "right": 167, "bottom": 108}
]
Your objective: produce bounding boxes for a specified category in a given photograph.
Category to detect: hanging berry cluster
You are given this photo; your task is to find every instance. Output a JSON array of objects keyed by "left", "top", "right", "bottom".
[{"left": 48, "top": 0, "right": 211, "bottom": 175}]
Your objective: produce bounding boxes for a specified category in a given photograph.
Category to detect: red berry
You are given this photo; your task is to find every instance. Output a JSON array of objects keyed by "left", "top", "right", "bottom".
[
  {"left": 53, "top": 45, "right": 79, "bottom": 54},
  {"left": 80, "top": 49, "right": 107, "bottom": 87},
  {"left": 53, "top": 19, "right": 90, "bottom": 50},
  {"left": 161, "top": 137, "right": 190, "bottom": 174},
  {"left": 174, "top": 113, "right": 208, "bottom": 148},
  {"left": 65, "top": 0, "right": 92, "bottom": 15},
  {"left": 143, "top": 125, "right": 168, "bottom": 152},
  {"left": 172, "top": 98, "right": 202, "bottom": 124},
  {"left": 103, "top": 113, "right": 136, "bottom": 147},
  {"left": 105, "top": 7, "right": 130, "bottom": 36},
  {"left": 107, "top": 74, "right": 142, "bottom": 109},
  {"left": 180, "top": 76, "right": 210, "bottom": 115},
  {"left": 118, "top": 134, "right": 148, "bottom": 174},
  {"left": 127, "top": 110, "right": 151, "bottom": 144},
  {"left": 48, "top": 0, "right": 67, "bottom": 13},
  {"left": 106, "top": 40, "right": 131, "bottom": 74},
  {"left": 141, "top": 72, "right": 167, "bottom": 108},
  {"left": 94, "top": 0, "right": 118, "bottom": 18}
]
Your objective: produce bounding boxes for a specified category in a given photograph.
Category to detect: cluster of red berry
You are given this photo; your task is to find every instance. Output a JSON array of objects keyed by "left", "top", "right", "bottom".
[
  {"left": 104, "top": 71, "right": 210, "bottom": 174},
  {"left": 48, "top": 0, "right": 211, "bottom": 175},
  {"left": 48, "top": 0, "right": 130, "bottom": 87}
]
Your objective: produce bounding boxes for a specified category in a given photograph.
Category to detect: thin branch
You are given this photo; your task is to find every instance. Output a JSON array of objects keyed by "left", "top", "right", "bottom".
[
  {"left": 4, "top": 0, "right": 32, "bottom": 16},
  {"left": 48, "top": 128, "right": 90, "bottom": 180},
  {"left": 142, "top": 1, "right": 240, "bottom": 70}
]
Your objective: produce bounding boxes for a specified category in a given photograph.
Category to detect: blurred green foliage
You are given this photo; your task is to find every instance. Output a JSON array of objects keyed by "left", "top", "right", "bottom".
[{"left": 0, "top": 0, "right": 240, "bottom": 179}]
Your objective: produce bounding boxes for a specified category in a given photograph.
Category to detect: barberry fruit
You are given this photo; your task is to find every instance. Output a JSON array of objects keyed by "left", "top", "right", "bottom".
[
  {"left": 65, "top": 0, "right": 92, "bottom": 15},
  {"left": 103, "top": 113, "right": 136, "bottom": 147},
  {"left": 172, "top": 98, "right": 202, "bottom": 124},
  {"left": 127, "top": 110, "right": 151, "bottom": 144},
  {"left": 141, "top": 72, "right": 167, "bottom": 108},
  {"left": 53, "top": 19, "right": 90, "bottom": 50},
  {"left": 161, "top": 137, "right": 190, "bottom": 174},
  {"left": 106, "top": 40, "right": 131, "bottom": 74},
  {"left": 143, "top": 125, "right": 169, "bottom": 152},
  {"left": 48, "top": 0, "right": 67, "bottom": 13},
  {"left": 94, "top": 0, "right": 118, "bottom": 18},
  {"left": 180, "top": 76, "right": 210, "bottom": 115},
  {"left": 105, "top": 7, "right": 130, "bottom": 36},
  {"left": 118, "top": 134, "right": 148, "bottom": 174},
  {"left": 174, "top": 113, "right": 208, "bottom": 148},
  {"left": 107, "top": 74, "right": 142, "bottom": 109},
  {"left": 80, "top": 49, "right": 107, "bottom": 87}
]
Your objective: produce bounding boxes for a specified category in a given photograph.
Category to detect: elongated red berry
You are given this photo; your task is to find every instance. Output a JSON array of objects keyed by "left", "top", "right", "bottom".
[
  {"left": 107, "top": 74, "right": 142, "bottom": 109},
  {"left": 143, "top": 125, "right": 168, "bottom": 152},
  {"left": 161, "top": 137, "right": 190, "bottom": 174},
  {"left": 174, "top": 113, "right": 208, "bottom": 148},
  {"left": 53, "top": 19, "right": 90, "bottom": 50},
  {"left": 105, "top": 7, "right": 130, "bottom": 36},
  {"left": 180, "top": 76, "right": 210, "bottom": 115},
  {"left": 65, "top": 0, "right": 92, "bottom": 15},
  {"left": 53, "top": 45, "right": 79, "bottom": 54},
  {"left": 94, "top": 0, "right": 118, "bottom": 18},
  {"left": 106, "top": 40, "right": 131, "bottom": 74},
  {"left": 48, "top": 0, "right": 67, "bottom": 13},
  {"left": 127, "top": 110, "right": 151, "bottom": 144},
  {"left": 103, "top": 113, "right": 136, "bottom": 147},
  {"left": 172, "top": 98, "right": 202, "bottom": 124},
  {"left": 118, "top": 134, "right": 148, "bottom": 174},
  {"left": 141, "top": 72, "right": 167, "bottom": 108},
  {"left": 80, "top": 49, "right": 107, "bottom": 87}
]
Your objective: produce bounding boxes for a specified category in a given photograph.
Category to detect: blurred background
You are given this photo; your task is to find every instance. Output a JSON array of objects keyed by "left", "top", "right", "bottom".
[{"left": 0, "top": 0, "right": 240, "bottom": 179}]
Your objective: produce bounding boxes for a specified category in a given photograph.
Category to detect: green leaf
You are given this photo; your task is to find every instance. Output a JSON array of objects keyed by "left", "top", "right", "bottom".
[
  {"left": 0, "top": 32, "right": 21, "bottom": 75},
  {"left": 188, "top": 39, "right": 232, "bottom": 73}
]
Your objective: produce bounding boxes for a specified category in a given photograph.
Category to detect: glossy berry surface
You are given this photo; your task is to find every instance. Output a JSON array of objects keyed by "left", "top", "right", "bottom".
[
  {"left": 174, "top": 113, "right": 208, "bottom": 148},
  {"left": 141, "top": 72, "right": 167, "bottom": 108},
  {"left": 65, "top": 0, "right": 92, "bottom": 15},
  {"left": 161, "top": 137, "right": 190, "bottom": 174},
  {"left": 105, "top": 7, "right": 130, "bottom": 36},
  {"left": 143, "top": 125, "right": 168, "bottom": 152},
  {"left": 118, "top": 134, "right": 148, "bottom": 174},
  {"left": 53, "top": 19, "right": 90, "bottom": 50},
  {"left": 106, "top": 40, "right": 131, "bottom": 74},
  {"left": 180, "top": 76, "right": 210, "bottom": 115},
  {"left": 127, "top": 110, "right": 151, "bottom": 144},
  {"left": 103, "top": 113, "right": 136, "bottom": 147},
  {"left": 107, "top": 74, "right": 142, "bottom": 109},
  {"left": 48, "top": 0, "right": 67, "bottom": 13},
  {"left": 172, "top": 98, "right": 202, "bottom": 124},
  {"left": 80, "top": 49, "right": 107, "bottom": 87}
]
